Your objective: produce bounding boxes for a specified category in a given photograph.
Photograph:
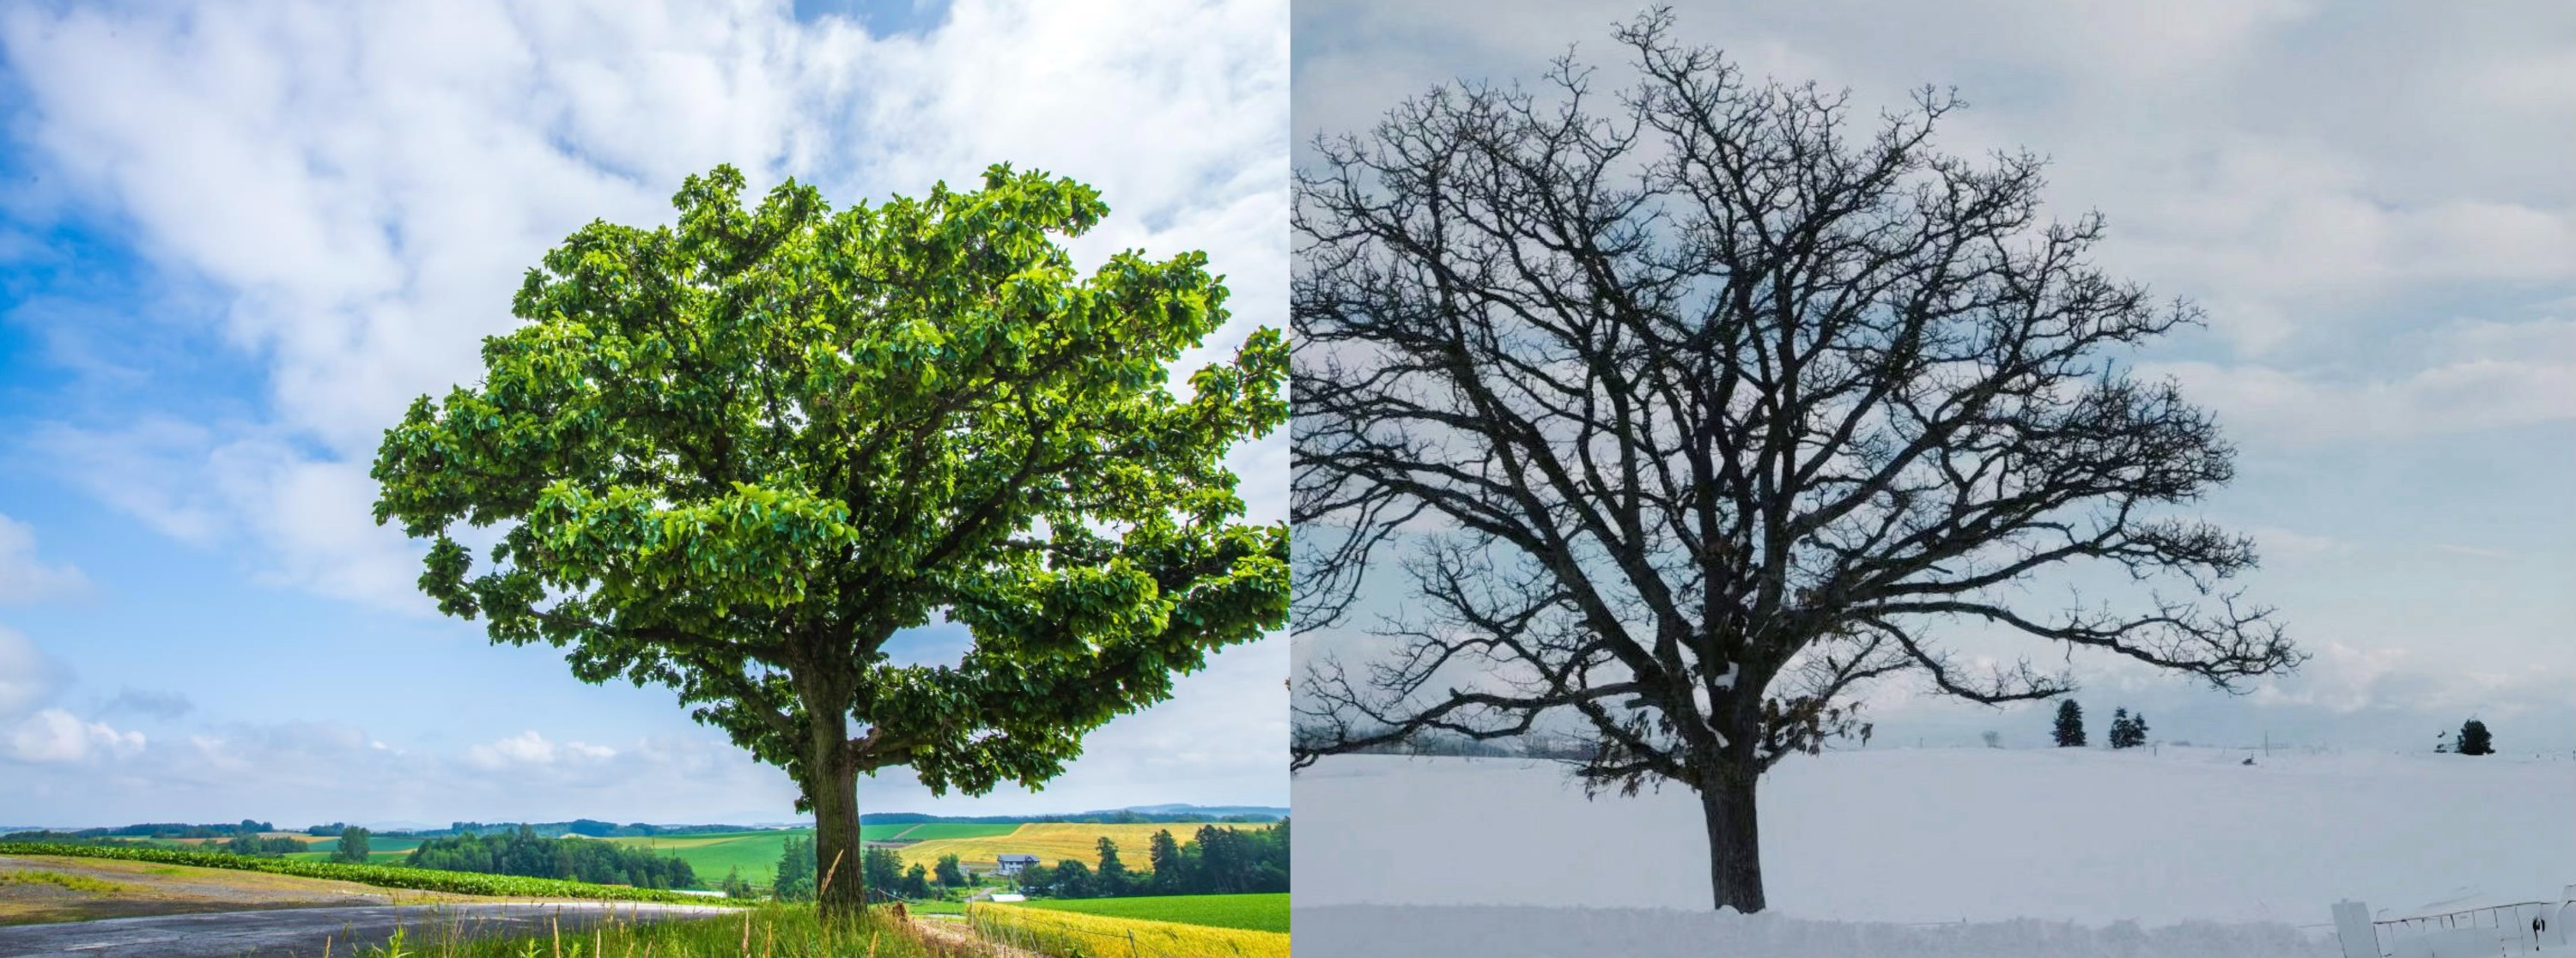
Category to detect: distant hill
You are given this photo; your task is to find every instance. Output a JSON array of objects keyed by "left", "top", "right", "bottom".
[
  {"left": 11, "top": 804, "right": 1289, "bottom": 842},
  {"left": 859, "top": 804, "right": 1287, "bottom": 826}
]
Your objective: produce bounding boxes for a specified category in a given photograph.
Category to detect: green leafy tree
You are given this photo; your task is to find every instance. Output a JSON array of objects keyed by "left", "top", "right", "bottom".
[
  {"left": 902, "top": 863, "right": 933, "bottom": 899},
  {"left": 1052, "top": 858, "right": 1094, "bottom": 899},
  {"left": 2458, "top": 718, "right": 2494, "bottom": 756},
  {"left": 1015, "top": 862, "right": 1054, "bottom": 895},
  {"left": 933, "top": 853, "right": 966, "bottom": 889},
  {"left": 721, "top": 866, "right": 755, "bottom": 900},
  {"left": 334, "top": 827, "right": 372, "bottom": 864},
  {"left": 371, "top": 164, "right": 1290, "bottom": 916}
]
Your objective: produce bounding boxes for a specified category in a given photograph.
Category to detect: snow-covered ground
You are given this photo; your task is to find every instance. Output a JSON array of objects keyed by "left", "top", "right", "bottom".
[{"left": 1291, "top": 746, "right": 2573, "bottom": 951}]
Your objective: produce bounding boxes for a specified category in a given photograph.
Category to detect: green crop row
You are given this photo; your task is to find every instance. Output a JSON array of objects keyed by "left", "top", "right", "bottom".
[{"left": 0, "top": 842, "right": 734, "bottom": 905}]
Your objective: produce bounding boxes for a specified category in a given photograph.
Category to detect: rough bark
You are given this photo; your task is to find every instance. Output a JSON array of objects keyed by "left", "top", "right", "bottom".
[
  {"left": 1699, "top": 765, "right": 1765, "bottom": 913},
  {"left": 806, "top": 702, "right": 865, "bottom": 918}
]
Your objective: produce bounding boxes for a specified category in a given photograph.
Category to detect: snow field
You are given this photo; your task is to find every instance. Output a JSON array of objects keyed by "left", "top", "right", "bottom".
[{"left": 1291, "top": 747, "right": 2573, "bottom": 929}]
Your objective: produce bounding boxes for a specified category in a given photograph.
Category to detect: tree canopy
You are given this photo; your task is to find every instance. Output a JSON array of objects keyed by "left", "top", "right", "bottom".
[{"left": 373, "top": 162, "right": 1288, "bottom": 914}]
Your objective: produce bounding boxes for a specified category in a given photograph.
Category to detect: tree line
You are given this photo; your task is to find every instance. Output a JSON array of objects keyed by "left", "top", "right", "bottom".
[
  {"left": 404, "top": 826, "right": 698, "bottom": 888},
  {"left": 1015, "top": 822, "right": 1289, "bottom": 899}
]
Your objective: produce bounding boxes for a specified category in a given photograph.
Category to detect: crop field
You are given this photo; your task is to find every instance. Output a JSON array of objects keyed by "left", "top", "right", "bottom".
[
  {"left": 282, "top": 851, "right": 415, "bottom": 866},
  {"left": 896, "top": 823, "right": 1263, "bottom": 873},
  {"left": 597, "top": 832, "right": 809, "bottom": 886},
  {"left": 0, "top": 843, "right": 723, "bottom": 905},
  {"left": 868, "top": 823, "right": 1018, "bottom": 842},
  {"left": 969, "top": 901, "right": 1289, "bottom": 958},
  {"left": 306, "top": 836, "right": 429, "bottom": 855},
  {"left": 1016, "top": 893, "right": 1288, "bottom": 932}
]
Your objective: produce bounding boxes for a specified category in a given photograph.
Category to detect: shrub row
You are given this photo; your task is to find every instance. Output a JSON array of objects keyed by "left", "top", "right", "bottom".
[{"left": 0, "top": 842, "right": 727, "bottom": 905}]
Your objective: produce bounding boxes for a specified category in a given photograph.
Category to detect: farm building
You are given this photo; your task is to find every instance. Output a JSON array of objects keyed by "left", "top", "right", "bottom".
[{"left": 995, "top": 853, "right": 1040, "bottom": 876}]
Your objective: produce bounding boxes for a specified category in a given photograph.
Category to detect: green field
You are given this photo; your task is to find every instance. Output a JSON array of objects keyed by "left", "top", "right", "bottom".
[
  {"left": 1014, "top": 893, "right": 1289, "bottom": 932},
  {"left": 282, "top": 851, "right": 413, "bottom": 865},
  {"left": 301, "top": 836, "right": 428, "bottom": 855}
]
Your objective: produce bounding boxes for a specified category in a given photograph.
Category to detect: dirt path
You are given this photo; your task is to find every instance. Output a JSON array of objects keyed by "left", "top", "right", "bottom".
[{"left": 908, "top": 913, "right": 1042, "bottom": 958}]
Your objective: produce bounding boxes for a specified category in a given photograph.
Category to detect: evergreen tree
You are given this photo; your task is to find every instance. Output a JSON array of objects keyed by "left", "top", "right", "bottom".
[
  {"left": 2054, "top": 700, "right": 2087, "bottom": 748},
  {"left": 721, "top": 866, "right": 755, "bottom": 900},
  {"left": 860, "top": 846, "right": 904, "bottom": 897},
  {"left": 2458, "top": 718, "right": 2494, "bottom": 756},
  {"left": 772, "top": 835, "right": 817, "bottom": 902},
  {"left": 2109, "top": 707, "right": 2147, "bottom": 749},
  {"left": 1095, "top": 836, "right": 1132, "bottom": 897},
  {"left": 1145, "top": 828, "right": 1186, "bottom": 894}
]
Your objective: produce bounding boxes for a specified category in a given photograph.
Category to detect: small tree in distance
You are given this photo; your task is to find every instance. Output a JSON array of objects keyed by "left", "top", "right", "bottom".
[
  {"left": 333, "top": 826, "right": 371, "bottom": 864},
  {"left": 2055, "top": 700, "right": 2088, "bottom": 748},
  {"left": 2458, "top": 718, "right": 2494, "bottom": 756},
  {"left": 1981, "top": 731, "right": 2002, "bottom": 749}
]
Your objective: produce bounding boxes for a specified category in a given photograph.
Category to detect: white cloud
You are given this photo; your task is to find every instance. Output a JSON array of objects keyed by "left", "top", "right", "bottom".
[
  {"left": 2142, "top": 349, "right": 2573, "bottom": 446},
  {"left": 30, "top": 420, "right": 433, "bottom": 607},
  {"left": 4, "top": 707, "right": 145, "bottom": 764},
  {"left": 2, "top": 0, "right": 1288, "bottom": 603},
  {"left": 0, "top": 626, "right": 63, "bottom": 716},
  {"left": 2248, "top": 640, "right": 2573, "bottom": 719},
  {"left": 2244, "top": 526, "right": 2354, "bottom": 562},
  {"left": 465, "top": 730, "right": 618, "bottom": 770},
  {"left": 0, "top": 513, "right": 88, "bottom": 605}
]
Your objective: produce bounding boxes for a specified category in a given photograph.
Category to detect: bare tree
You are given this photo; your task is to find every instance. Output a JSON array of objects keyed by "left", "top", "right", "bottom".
[{"left": 1288, "top": 10, "right": 2300, "bottom": 913}]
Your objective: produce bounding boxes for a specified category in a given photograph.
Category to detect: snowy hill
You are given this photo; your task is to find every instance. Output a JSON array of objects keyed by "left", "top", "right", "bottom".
[{"left": 1292, "top": 745, "right": 2572, "bottom": 951}]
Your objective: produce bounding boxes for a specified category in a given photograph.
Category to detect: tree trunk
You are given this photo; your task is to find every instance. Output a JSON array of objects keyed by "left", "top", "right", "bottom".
[
  {"left": 1698, "top": 767, "right": 1766, "bottom": 913},
  {"left": 807, "top": 712, "right": 866, "bottom": 919}
]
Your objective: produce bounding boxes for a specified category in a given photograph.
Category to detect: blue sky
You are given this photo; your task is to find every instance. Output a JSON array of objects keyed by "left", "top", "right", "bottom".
[
  {"left": 1290, "top": 1, "right": 2574, "bottom": 754},
  {"left": 0, "top": 0, "right": 1288, "bottom": 828}
]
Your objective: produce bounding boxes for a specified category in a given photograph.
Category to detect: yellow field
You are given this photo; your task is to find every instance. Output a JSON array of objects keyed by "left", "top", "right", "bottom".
[
  {"left": 968, "top": 901, "right": 1288, "bottom": 958},
  {"left": 896, "top": 823, "right": 1262, "bottom": 873}
]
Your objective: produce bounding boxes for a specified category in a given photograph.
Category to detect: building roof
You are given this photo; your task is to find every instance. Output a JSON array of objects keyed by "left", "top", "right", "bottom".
[{"left": 996, "top": 853, "right": 1040, "bottom": 863}]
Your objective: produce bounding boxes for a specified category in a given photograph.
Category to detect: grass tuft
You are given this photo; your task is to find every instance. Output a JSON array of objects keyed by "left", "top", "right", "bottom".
[{"left": 342, "top": 903, "right": 957, "bottom": 958}]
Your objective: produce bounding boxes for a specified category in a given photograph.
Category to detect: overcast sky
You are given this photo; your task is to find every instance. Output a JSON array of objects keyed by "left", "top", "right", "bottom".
[
  {"left": 0, "top": 0, "right": 1289, "bottom": 828},
  {"left": 1290, "top": 1, "right": 2575, "bottom": 754}
]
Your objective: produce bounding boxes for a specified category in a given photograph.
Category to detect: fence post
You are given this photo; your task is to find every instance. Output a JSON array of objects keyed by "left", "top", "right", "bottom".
[{"left": 2330, "top": 900, "right": 2377, "bottom": 958}]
